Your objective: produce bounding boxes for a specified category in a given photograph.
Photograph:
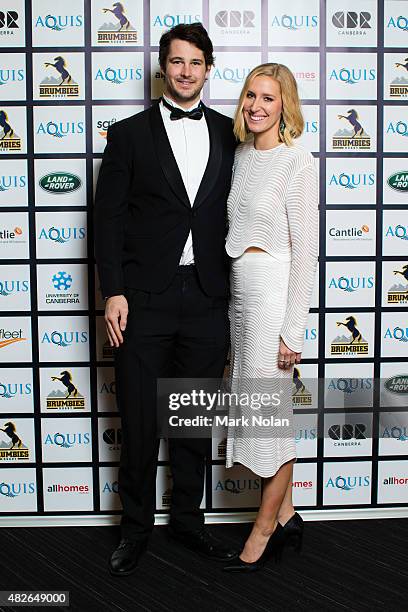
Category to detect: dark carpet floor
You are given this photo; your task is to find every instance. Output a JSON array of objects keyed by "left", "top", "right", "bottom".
[{"left": 1, "top": 519, "right": 407, "bottom": 611}]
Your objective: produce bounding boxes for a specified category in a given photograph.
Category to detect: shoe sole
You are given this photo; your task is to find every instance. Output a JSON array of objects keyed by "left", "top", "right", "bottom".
[{"left": 167, "top": 531, "right": 238, "bottom": 562}]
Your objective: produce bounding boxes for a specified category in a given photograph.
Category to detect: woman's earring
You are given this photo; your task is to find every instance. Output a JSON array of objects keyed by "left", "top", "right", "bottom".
[{"left": 279, "top": 117, "right": 285, "bottom": 136}]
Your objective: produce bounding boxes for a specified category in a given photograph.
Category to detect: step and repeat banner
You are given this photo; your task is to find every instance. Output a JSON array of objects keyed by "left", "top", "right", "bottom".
[{"left": 0, "top": 0, "right": 408, "bottom": 523}]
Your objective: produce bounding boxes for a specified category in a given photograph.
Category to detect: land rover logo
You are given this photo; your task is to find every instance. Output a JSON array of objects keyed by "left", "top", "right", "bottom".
[
  {"left": 39, "top": 172, "right": 81, "bottom": 195},
  {"left": 387, "top": 172, "right": 408, "bottom": 193},
  {"left": 384, "top": 375, "right": 408, "bottom": 394}
]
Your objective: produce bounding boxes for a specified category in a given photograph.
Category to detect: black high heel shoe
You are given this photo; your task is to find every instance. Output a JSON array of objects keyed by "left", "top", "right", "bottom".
[
  {"left": 279, "top": 512, "right": 304, "bottom": 553},
  {"left": 223, "top": 523, "right": 285, "bottom": 573}
]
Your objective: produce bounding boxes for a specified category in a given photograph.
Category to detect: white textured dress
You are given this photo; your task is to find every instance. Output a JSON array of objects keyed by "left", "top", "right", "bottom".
[{"left": 225, "top": 140, "right": 318, "bottom": 478}]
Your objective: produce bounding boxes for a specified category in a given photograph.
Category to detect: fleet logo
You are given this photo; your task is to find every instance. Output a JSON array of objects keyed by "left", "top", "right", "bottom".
[
  {"left": 0, "top": 278, "right": 29, "bottom": 297},
  {"left": 40, "top": 329, "right": 88, "bottom": 348},
  {"left": 0, "top": 110, "right": 21, "bottom": 150},
  {"left": 215, "top": 10, "right": 255, "bottom": 33},
  {"left": 97, "top": 2, "right": 137, "bottom": 43},
  {"left": 329, "top": 66, "right": 376, "bottom": 85},
  {"left": 44, "top": 431, "right": 90, "bottom": 448},
  {"left": 0, "top": 421, "right": 29, "bottom": 460},
  {"left": 389, "top": 56, "right": 408, "bottom": 98},
  {"left": 387, "top": 171, "right": 408, "bottom": 193},
  {"left": 332, "top": 109, "right": 370, "bottom": 150},
  {"left": 328, "top": 423, "right": 366, "bottom": 447},
  {"left": 270, "top": 13, "right": 318, "bottom": 31},
  {"left": 47, "top": 482, "right": 89, "bottom": 493},
  {"left": 0, "top": 480, "right": 35, "bottom": 499},
  {"left": 36, "top": 119, "right": 84, "bottom": 139},
  {"left": 214, "top": 477, "right": 260, "bottom": 495},
  {"left": 46, "top": 370, "right": 85, "bottom": 410},
  {"left": 388, "top": 264, "right": 408, "bottom": 304},
  {"left": 325, "top": 474, "right": 370, "bottom": 491},
  {"left": 38, "top": 225, "right": 86, "bottom": 244},
  {"left": 39, "top": 56, "right": 79, "bottom": 98},
  {"left": 331, "top": 11, "right": 371, "bottom": 36},
  {"left": 34, "top": 13, "right": 83, "bottom": 32},
  {"left": 292, "top": 367, "right": 312, "bottom": 406},
  {"left": 0, "top": 172, "right": 26, "bottom": 192},
  {"left": 94, "top": 66, "right": 142, "bottom": 85},
  {"left": 329, "top": 172, "right": 375, "bottom": 190},
  {"left": 0, "top": 327, "right": 25, "bottom": 349},
  {"left": 328, "top": 275, "right": 374, "bottom": 293},
  {"left": 331, "top": 316, "right": 369, "bottom": 355},
  {"left": 384, "top": 375, "right": 408, "bottom": 395},
  {"left": 0, "top": 9, "right": 19, "bottom": 35},
  {"left": 103, "top": 427, "right": 122, "bottom": 451},
  {"left": 39, "top": 172, "right": 81, "bottom": 195}
]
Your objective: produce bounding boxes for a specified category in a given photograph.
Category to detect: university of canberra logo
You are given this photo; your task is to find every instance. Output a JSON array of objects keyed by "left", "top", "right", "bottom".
[
  {"left": 97, "top": 3, "right": 137, "bottom": 43},
  {"left": 332, "top": 109, "right": 371, "bottom": 150},
  {"left": 331, "top": 316, "right": 369, "bottom": 356},
  {"left": 39, "top": 56, "right": 79, "bottom": 98}
]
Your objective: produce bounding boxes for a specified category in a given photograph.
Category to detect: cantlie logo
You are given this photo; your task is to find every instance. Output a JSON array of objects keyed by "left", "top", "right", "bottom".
[
  {"left": 331, "top": 316, "right": 369, "bottom": 355},
  {"left": 384, "top": 374, "right": 408, "bottom": 395},
  {"left": 41, "top": 330, "right": 88, "bottom": 348},
  {"left": 47, "top": 271, "right": 80, "bottom": 305},
  {"left": 329, "top": 172, "right": 374, "bottom": 190},
  {"left": 329, "top": 67, "right": 376, "bottom": 85},
  {"left": 0, "top": 279, "right": 29, "bottom": 298},
  {"left": 39, "top": 172, "right": 81, "bottom": 195},
  {"left": 34, "top": 13, "right": 83, "bottom": 32},
  {"left": 332, "top": 11, "right": 371, "bottom": 35},
  {"left": 325, "top": 475, "right": 370, "bottom": 491},
  {"left": 333, "top": 109, "right": 370, "bottom": 150},
  {"left": 389, "top": 57, "right": 408, "bottom": 98},
  {"left": 47, "top": 371, "right": 85, "bottom": 410},
  {"left": 329, "top": 275, "right": 373, "bottom": 293},
  {"left": 270, "top": 13, "right": 318, "bottom": 30},
  {"left": 36, "top": 120, "right": 84, "bottom": 139},
  {"left": 0, "top": 328, "right": 26, "bottom": 349},
  {"left": 0, "top": 422, "right": 29, "bottom": 460},
  {"left": 0, "top": 110, "right": 21, "bottom": 151},
  {"left": 97, "top": 118, "right": 117, "bottom": 139},
  {"left": 38, "top": 225, "right": 86, "bottom": 243},
  {"left": 94, "top": 66, "right": 142, "bottom": 85},
  {"left": 98, "top": 3, "right": 137, "bottom": 43},
  {"left": 215, "top": 10, "right": 255, "bottom": 33},
  {"left": 292, "top": 367, "right": 311, "bottom": 406},
  {"left": 0, "top": 226, "right": 24, "bottom": 244},
  {"left": 329, "top": 224, "right": 371, "bottom": 240},
  {"left": 0, "top": 10, "right": 19, "bottom": 36},
  {"left": 388, "top": 264, "right": 408, "bottom": 304},
  {"left": 39, "top": 56, "right": 79, "bottom": 98}
]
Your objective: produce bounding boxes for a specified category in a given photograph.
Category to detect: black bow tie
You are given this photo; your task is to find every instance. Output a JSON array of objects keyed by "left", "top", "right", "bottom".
[{"left": 161, "top": 97, "right": 203, "bottom": 121}]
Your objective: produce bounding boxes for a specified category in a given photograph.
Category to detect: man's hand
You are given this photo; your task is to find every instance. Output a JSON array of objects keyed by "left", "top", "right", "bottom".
[
  {"left": 105, "top": 295, "right": 128, "bottom": 347},
  {"left": 278, "top": 338, "right": 301, "bottom": 370}
]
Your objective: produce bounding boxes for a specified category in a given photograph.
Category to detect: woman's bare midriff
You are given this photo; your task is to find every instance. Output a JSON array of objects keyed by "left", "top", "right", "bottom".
[{"left": 244, "top": 247, "right": 267, "bottom": 253}]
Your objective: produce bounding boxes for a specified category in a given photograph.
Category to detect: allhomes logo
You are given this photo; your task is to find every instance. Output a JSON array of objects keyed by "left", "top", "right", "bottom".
[
  {"left": 387, "top": 171, "right": 408, "bottom": 192},
  {"left": 39, "top": 172, "right": 81, "bottom": 195},
  {"left": 384, "top": 375, "right": 408, "bottom": 394}
]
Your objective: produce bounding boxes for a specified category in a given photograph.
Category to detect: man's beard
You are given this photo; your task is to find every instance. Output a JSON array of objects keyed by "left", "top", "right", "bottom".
[{"left": 165, "top": 78, "right": 203, "bottom": 105}]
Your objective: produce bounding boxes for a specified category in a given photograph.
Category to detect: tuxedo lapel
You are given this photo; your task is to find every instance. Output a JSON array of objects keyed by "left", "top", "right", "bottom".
[
  {"left": 149, "top": 103, "right": 190, "bottom": 209},
  {"left": 193, "top": 105, "right": 222, "bottom": 210}
]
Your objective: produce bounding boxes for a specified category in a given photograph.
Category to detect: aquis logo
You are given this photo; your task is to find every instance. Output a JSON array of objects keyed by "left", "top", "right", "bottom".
[
  {"left": 46, "top": 370, "right": 85, "bottom": 410},
  {"left": 0, "top": 110, "right": 21, "bottom": 151},
  {"left": 0, "top": 421, "right": 30, "bottom": 460},
  {"left": 38, "top": 225, "right": 86, "bottom": 244},
  {"left": 292, "top": 367, "right": 312, "bottom": 406},
  {"left": 97, "top": 2, "right": 137, "bottom": 43},
  {"left": 332, "top": 109, "right": 371, "bottom": 150},
  {"left": 0, "top": 278, "right": 29, "bottom": 298},
  {"left": 40, "top": 329, "right": 88, "bottom": 349},
  {"left": 329, "top": 66, "right": 376, "bottom": 86},
  {"left": 328, "top": 274, "right": 374, "bottom": 293},
  {"left": 39, "top": 56, "right": 79, "bottom": 98},
  {"left": 331, "top": 316, "right": 369, "bottom": 356},
  {"left": 36, "top": 119, "right": 84, "bottom": 139},
  {"left": 329, "top": 171, "right": 375, "bottom": 190},
  {"left": 34, "top": 12, "right": 83, "bottom": 32},
  {"left": 388, "top": 264, "right": 408, "bottom": 304},
  {"left": 325, "top": 474, "right": 370, "bottom": 491}
]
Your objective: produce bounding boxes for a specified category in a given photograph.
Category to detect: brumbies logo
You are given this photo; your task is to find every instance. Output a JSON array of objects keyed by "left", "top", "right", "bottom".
[
  {"left": 388, "top": 264, "right": 408, "bottom": 304},
  {"left": 333, "top": 109, "right": 370, "bottom": 150},
  {"left": 218, "top": 438, "right": 227, "bottom": 458},
  {"left": 98, "top": 3, "right": 137, "bottom": 43},
  {"left": 0, "top": 110, "right": 21, "bottom": 151},
  {"left": 47, "top": 370, "right": 85, "bottom": 409},
  {"left": 0, "top": 421, "right": 29, "bottom": 460},
  {"left": 292, "top": 367, "right": 312, "bottom": 406},
  {"left": 331, "top": 316, "right": 369, "bottom": 355},
  {"left": 162, "top": 470, "right": 173, "bottom": 507},
  {"left": 39, "top": 56, "right": 79, "bottom": 98},
  {"left": 390, "top": 57, "right": 408, "bottom": 98}
]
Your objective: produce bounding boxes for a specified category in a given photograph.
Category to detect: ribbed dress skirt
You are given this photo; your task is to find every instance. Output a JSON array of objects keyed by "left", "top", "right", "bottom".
[{"left": 225, "top": 252, "right": 296, "bottom": 478}]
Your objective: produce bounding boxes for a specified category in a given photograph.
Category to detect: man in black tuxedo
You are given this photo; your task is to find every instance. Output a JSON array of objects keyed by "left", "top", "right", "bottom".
[{"left": 94, "top": 23, "right": 237, "bottom": 576}]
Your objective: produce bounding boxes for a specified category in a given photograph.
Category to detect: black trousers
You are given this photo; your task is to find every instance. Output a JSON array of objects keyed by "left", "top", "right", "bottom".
[{"left": 114, "top": 266, "right": 229, "bottom": 541}]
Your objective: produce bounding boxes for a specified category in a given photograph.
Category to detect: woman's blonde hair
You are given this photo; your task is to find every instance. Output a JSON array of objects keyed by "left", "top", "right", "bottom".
[{"left": 233, "top": 63, "right": 304, "bottom": 145}]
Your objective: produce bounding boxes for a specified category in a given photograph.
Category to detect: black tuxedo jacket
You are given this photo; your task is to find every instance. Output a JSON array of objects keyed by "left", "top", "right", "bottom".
[{"left": 94, "top": 102, "right": 236, "bottom": 298}]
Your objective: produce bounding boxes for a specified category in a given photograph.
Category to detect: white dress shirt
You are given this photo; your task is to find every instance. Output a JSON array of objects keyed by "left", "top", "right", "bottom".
[{"left": 159, "top": 94, "right": 210, "bottom": 265}]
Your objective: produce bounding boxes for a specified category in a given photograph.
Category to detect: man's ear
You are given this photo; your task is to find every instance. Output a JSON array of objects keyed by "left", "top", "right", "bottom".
[{"left": 205, "top": 65, "right": 212, "bottom": 81}]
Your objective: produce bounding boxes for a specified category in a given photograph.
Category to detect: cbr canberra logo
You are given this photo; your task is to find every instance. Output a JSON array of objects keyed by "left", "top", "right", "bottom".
[
  {"left": 38, "top": 225, "right": 86, "bottom": 243},
  {"left": 36, "top": 120, "right": 84, "bottom": 139},
  {"left": 331, "top": 11, "right": 371, "bottom": 35},
  {"left": 39, "top": 172, "right": 81, "bottom": 195}
]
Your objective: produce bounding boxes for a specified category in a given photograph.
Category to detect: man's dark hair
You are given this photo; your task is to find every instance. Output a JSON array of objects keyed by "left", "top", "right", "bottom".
[{"left": 159, "top": 23, "right": 215, "bottom": 70}]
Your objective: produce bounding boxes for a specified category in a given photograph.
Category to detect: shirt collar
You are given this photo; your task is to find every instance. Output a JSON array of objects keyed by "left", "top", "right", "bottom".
[{"left": 161, "top": 93, "right": 202, "bottom": 114}]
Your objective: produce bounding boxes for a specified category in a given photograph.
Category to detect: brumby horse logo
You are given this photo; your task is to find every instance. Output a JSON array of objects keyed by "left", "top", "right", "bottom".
[
  {"left": 47, "top": 370, "right": 85, "bottom": 410},
  {"left": 98, "top": 2, "right": 137, "bottom": 43},
  {"left": 388, "top": 264, "right": 408, "bottom": 304},
  {"left": 0, "top": 110, "right": 21, "bottom": 151},
  {"left": 40, "top": 56, "right": 79, "bottom": 98},
  {"left": 0, "top": 421, "right": 30, "bottom": 460},
  {"left": 333, "top": 108, "right": 371, "bottom": 150},
  {"left": 331, "top": 316, "right": 369, "bottom": 355},
  {"left": 390, "top": 56, "right": 408, "bottom": 98},
  {"left": 292, "top": 368, "right": 312, "bottom": 406}
]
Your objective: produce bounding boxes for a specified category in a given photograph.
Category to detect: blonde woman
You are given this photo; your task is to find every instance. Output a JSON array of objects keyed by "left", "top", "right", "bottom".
[{"left": 223, "top": 64, "right": 318, "bottom": 572}]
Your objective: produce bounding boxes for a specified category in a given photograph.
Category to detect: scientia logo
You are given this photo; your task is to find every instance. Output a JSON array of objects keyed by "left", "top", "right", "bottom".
[
  {"left": 0, "top": 421, "right": 30, "bottom": 460},
  {"left": 0, "top": 110, "right": 21, "bottom": 151},
  {"left": 389, "top": 56, "right": 408, "bottom": 98},
  {"left": 214, "top": 477, "right": 261, "bottom": 494},
  {"left": 0, "top": 278, "right": 29, "bottom": 297},
  {"left": 328, "top": 423, "right": 366, "bottom": 447},
  {"left": 333, "top": 109, "right": 370, "bottom": 150},
  {"left": 97, "top": 2, "right": 137, "bottom": 43},
  {"left": 39, "top": 172, "right": 81, "bottom": 195},
  {"left": 325, "top": 474, "right": 370, "bottom": 491},
  {"left": 39, "top": 56, "right": 79, "bottom": 98},
  {"left": 0, "top": 327, "right": 26, "bottom": 349},
  {"left": 329, "top": 172, "right": 375, "bottom": 190},
  {"left": 36, "top": 120, "right": 84, "bottom": 139},
  {"left": 331, "top": 316, "right": 369, "bottom": 355},
  {"left": 388, "top": 264, "right": 408, "bottom": 304},
  {"left": 46, "top": 370, "right": 85, "bottom": 410},
  {"left": 384, "top": 374, "right": 408, "bottom": 395},
  {"left": 292, "top": 367, "right": 312, "bottom": 406},
  {"left": 328, "top": 274, "right": 374, "bottom": 293}
]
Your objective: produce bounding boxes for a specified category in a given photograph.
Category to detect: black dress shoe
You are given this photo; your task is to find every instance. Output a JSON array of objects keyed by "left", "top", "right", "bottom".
[
  {"left": 108, "top": 538, "right": 148, "bottom": 576},
  {"left": 223, "top": 523, "right": 285, "bottom": 573},
  {"left": 168, "top": 525, "right": 238, "bottom": 561},
  {"left": 279, "top": 512, "right": 304, "bottom": 553}
]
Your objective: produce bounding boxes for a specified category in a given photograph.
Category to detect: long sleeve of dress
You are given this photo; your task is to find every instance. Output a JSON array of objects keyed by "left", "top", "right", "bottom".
[{"left": 279, "top": 163, "right": 319, "bottom": 353}]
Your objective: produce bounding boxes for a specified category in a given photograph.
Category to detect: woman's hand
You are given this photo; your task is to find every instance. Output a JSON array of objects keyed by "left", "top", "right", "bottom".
[{"left": 278, "top": 338, "right": 301, "bottom": 370}]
